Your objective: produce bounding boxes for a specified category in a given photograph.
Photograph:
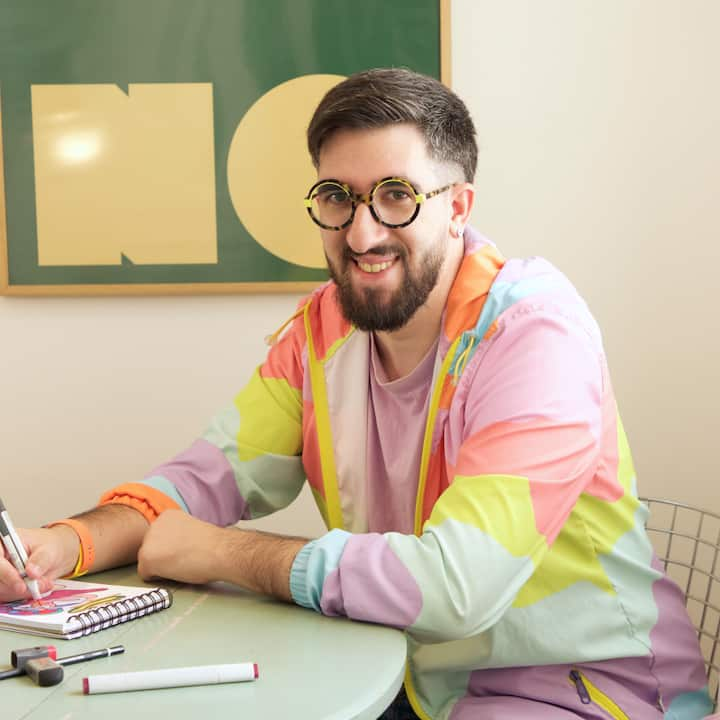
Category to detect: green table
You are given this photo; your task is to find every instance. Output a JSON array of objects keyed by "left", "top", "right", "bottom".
[{"left": 0, "top": 567, "right": 407, "bottom": 719}]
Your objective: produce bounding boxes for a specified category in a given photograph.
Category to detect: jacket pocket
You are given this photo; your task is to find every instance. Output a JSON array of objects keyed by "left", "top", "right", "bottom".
[{"left": 569, "top": 669, "right": 631, "bottom": 720}]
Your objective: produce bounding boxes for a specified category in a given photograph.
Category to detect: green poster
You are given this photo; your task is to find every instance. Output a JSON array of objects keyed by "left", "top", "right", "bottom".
[{"left": 0, "top": 0, "right": 446, "bottom": 294}]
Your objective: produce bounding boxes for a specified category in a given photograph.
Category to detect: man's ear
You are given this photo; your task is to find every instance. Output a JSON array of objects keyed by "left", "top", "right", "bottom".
[{"left": 450, "top": 183, "right": 475, "bottom": 236}]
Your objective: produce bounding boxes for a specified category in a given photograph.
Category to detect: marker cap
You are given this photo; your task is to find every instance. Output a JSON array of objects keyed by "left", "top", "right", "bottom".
[{"left": 11, "top": 646, "right": 57, "bottom": 669}]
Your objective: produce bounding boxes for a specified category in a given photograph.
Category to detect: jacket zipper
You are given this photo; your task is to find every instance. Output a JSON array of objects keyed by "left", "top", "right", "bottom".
[
  {"left": 569, "top": 669, "right": 630, "bottom": 720},
  {"left": 303, "top": 302, "right": 343, "bottom": 529}
]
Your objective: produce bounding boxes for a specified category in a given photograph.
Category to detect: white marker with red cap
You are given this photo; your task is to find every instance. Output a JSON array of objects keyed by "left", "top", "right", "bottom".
[{"left": 83, "top": 662, "right": 259, "bottom": 694}]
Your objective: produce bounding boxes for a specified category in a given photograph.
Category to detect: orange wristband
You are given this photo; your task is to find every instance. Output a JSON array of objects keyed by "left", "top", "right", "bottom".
[{"left": 45, "top": 518, "right": 95, "bottom": 578}]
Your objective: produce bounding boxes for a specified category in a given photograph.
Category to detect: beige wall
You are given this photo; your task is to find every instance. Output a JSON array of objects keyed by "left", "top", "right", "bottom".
[
  {"left": 0, "top": 294, "right": 329, "bottom": 535},
  {"left": 453, "top": 0, "right": 719, "bottom": 510},
  {"left": 1, "top": 0, "right": 718, "bottom": 534}
]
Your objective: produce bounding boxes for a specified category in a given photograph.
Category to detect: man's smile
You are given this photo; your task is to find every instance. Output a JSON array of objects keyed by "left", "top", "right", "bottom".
[
  {"left": 357, "top": 259, "right": 395, "bottom": 273},
  {"left": 345, "top": 249, "right": 403, "bottom": 280}
]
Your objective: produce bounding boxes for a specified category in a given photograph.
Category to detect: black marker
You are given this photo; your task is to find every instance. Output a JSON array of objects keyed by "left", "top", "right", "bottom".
[{"left": 57, "top": 645, "right": 125, "bottom": 668}]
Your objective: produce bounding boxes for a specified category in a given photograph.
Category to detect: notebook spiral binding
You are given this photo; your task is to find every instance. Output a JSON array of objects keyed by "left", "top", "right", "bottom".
[{"left": 66, "top": 588, "right": 173, "bottom": 638}]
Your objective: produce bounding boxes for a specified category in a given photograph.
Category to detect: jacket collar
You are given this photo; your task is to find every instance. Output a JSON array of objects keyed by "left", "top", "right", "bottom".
[{"left": 443, "top": 226, "right": 505, "bottom": 343}]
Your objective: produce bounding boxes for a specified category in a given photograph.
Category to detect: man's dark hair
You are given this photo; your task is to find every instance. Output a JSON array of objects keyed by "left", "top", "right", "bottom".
[{"left": 307, "top": 68, "right": 478, "bottom": 182}]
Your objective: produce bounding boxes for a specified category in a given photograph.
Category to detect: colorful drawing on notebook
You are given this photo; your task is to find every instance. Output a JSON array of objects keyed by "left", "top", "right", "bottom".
[{"left": 0, "top": 581, "right": 111, "bottom": 617}]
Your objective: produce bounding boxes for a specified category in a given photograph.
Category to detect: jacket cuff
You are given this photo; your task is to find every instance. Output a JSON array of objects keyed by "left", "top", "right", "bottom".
[
  {"left": 289, "top": 528, "right": 351, "bottom": 611},
  {"left": 290, "top": 542, "right": 316, "bottom": 609},
  {"left": 98, "top": 481, "right": 185, "bottom": 523}
]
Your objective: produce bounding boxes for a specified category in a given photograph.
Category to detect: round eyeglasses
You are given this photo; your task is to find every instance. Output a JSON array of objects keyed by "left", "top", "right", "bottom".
[{"left": 304, "top": 177, "right": 454, "bottom": 231}]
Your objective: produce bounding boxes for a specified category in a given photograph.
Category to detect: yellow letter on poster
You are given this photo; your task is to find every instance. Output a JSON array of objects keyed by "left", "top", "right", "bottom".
[{"left": 31, "top": 83, "right": 217, "bottom": 266}]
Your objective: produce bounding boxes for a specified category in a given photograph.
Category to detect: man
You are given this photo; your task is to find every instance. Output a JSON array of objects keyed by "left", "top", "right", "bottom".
[{"left": 0, "top": 69, "right": 712, "bottom": 719}]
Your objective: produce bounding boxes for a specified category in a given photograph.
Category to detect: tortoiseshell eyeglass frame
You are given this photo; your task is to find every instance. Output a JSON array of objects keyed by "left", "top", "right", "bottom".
[{"left": 303, "top": 176, "right": 454, "bottom": 230}]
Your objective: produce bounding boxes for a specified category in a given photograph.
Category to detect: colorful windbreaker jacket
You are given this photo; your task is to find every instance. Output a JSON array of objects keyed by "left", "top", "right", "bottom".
[{"left": 103, "top": 229, "right": 712, "bottom": 720}]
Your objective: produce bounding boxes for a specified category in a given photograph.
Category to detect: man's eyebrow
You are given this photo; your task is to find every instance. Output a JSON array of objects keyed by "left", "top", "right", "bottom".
[{"left": 314, "top": 180, "right": 346, "bottom": 189}]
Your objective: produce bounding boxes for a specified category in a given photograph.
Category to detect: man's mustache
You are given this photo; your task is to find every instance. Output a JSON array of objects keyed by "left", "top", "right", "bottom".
[{"left": 342, "top": 245, "right": 406, "bottom": 262}]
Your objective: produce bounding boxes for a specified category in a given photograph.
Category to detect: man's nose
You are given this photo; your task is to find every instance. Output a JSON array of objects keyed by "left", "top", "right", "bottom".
[{"left": 345, "top": 202, "right": 388, "bottom": 254}]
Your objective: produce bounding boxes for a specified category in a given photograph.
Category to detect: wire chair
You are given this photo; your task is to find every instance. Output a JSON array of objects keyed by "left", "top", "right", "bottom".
[{"left": 641, "top": 497, "right": 720, "bottom": 712}]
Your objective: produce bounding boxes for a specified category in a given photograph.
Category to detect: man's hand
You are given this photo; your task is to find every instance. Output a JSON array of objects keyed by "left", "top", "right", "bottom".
[
  {"left": 0, "top": 525, "right": 79, "bottom": 602},
  {"left": 137, "top": 510, "right": 309, "bottom": 602},
  {"left": 1, "top": 505, "right": 149, "bottom": 602},
  {"left": 137, "top": 510, "right": 226, "bottom": 585}
]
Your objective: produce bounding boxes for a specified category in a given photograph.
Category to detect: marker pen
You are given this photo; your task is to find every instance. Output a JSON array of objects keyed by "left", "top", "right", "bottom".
[
  {"left": 0, "top": 645, "right": 124, "bottom": 681},
  {"left": 0, "top": 645, "right": 58, "bottom": 680},
  {"left": 0, "top": 644, "right": 57, "bottom": 681},
  {"left": 0, "top": 496, "right": 40, "bottom": 600},
  {"left": 58, "top": 645, "right": 125, "bottom": 667},
  {"left": 83, "top": 662, "right": 259, "bottom": 694}
]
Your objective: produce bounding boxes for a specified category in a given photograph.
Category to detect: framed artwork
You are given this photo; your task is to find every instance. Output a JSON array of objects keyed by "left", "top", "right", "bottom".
[{"left": 0, "top": 0, "right": 450, "bottom": 295}]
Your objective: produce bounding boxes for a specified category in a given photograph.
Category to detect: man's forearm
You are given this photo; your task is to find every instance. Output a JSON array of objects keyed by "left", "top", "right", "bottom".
[
  {"left": 66, "top": 504, "right": 149, "bottom": 573},
  {"left": 135, "top": 510, "right": 308, "bottom": 603},
  {"left": 217, "top": 528, "right": 308, "bottom": 602}
]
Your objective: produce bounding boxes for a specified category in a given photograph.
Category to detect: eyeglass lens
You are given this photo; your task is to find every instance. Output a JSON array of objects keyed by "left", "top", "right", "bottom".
[{"left": 309, "top": 179, "right": 417, "bottom": 228}]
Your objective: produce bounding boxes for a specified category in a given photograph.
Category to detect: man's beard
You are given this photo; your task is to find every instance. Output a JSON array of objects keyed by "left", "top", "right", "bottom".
[{"left": 326, "top": 239, "right": 445, "bottom": 332}]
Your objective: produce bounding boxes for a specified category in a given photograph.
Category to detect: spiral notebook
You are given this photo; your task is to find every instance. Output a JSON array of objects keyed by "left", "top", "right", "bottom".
[{"left": 0, "top": 578, "right": 173, "bottom": 640}]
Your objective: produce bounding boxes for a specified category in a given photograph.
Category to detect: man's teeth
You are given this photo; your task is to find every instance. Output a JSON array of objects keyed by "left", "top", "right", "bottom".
[{"left": 358, "top": 260, "right": 393, "bottom": 273}]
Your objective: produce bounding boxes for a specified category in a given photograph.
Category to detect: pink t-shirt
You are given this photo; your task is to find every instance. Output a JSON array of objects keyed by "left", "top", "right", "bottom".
[{"left": 366, "top": 334, "right": 438, "bottom": 534}]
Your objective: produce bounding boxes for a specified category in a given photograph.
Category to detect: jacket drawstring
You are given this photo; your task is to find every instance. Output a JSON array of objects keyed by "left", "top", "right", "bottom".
[
  {"left": 452, "top": 337, "right": 477, "bottom": 385},
  {"left": 264, "top": 306, "right": 307, "bottom": 347}
]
